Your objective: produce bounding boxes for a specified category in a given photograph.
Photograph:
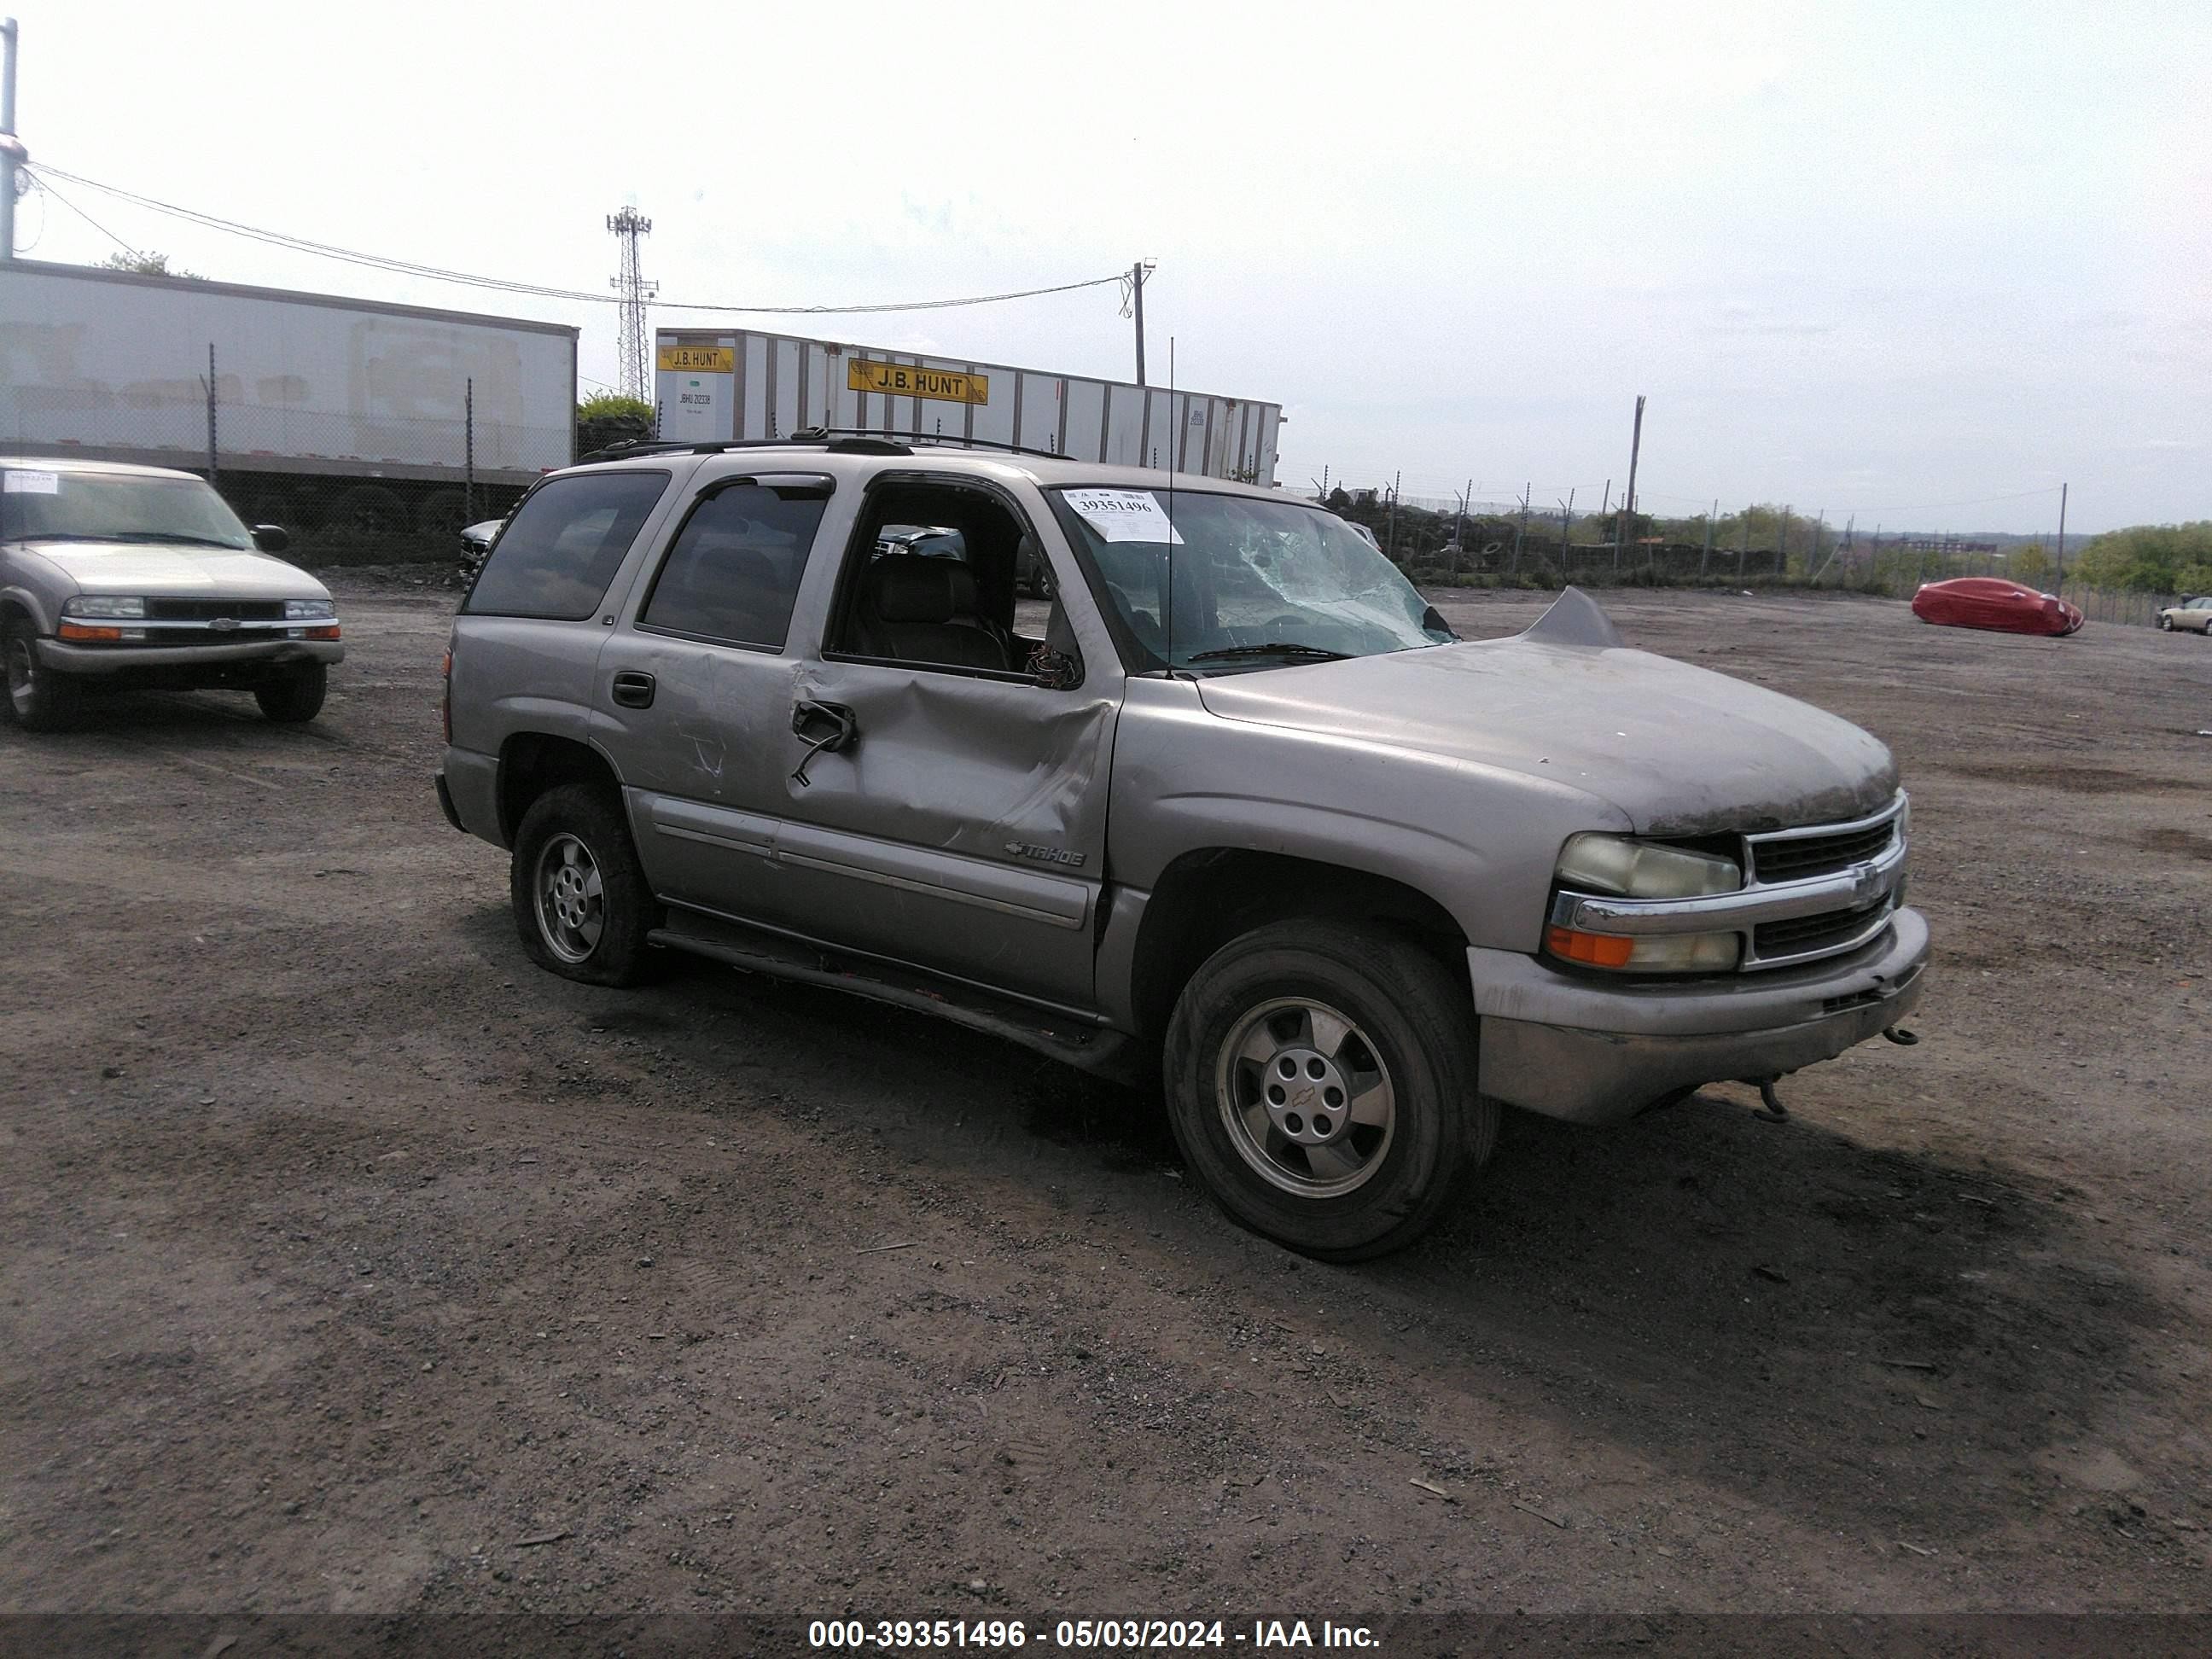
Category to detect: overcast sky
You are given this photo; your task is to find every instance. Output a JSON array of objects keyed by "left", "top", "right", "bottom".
[{"left": 11, "top": 1, "right": 2205, "bottom": 533}]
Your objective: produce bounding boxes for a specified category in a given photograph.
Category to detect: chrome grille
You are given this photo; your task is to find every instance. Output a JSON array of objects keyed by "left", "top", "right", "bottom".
[
  {"left": 1755, "top": 894, "right": 1895, "bottom": 959},
  {"left": 1749, "top": 818, "right": 1896, "bottom": 883}
]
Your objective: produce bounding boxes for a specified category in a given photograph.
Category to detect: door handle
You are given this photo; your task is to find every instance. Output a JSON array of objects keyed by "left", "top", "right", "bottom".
[
  {"left": 789, "top": 699, "right": 858, "bottom": 788},
  {"left": 611, "top": 670, "right": 656, "bottom": 709}
]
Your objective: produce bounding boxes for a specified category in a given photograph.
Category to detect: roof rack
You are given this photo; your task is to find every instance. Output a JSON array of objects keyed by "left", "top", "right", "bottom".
[
  {"left": 806, "top": 428, "right": 1070, "bottom": 462},
  {"left": 573, "top": 434, "right": 914, "bottom": 465},
  {"left": 573, "top": 429, "right": 1073, "bottom": 466}
]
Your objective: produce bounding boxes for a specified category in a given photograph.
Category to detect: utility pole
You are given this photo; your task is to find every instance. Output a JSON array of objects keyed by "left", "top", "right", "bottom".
[
  {"left": 2053, "top": 481, "right": 2069, "bottom": 591},
  {"left": 1454, "top": 476, "right": 1470, "bottom": 549},
  {"left": 1619, "top": 394, "right": 1645, "bottom": 574},
  {"left": 1513, "top": 482, "right": 1530, "bottom": 574},
  {"left": 1130, "top": 260, "right": 1154, "bottom": 387},
  {"left": 0, "top": 18, "right": 23, "bottom": 263},
  {"left": 607, "top": 206, "right": 656, "bottom": 403},
  {"left": 1701, "top": 498, "right": 1716, "bottom": 578},
  {"left": 1778, "top": 505, "right": 1790, "bottom": 579},
  {"left": 1384, "top": 470, "right": 1400, "bottom": 562},
  {"left": 1557, "top": 488, "right": 1575, "bottom": 576}
]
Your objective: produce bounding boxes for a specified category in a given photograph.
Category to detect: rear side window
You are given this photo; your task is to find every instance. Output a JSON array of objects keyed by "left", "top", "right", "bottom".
[
  {"left": 465, "top": 470, "right": 669, "bottom": 620},
  {"left": 637, "top": 482, "right": 828, "bottom": 649}
]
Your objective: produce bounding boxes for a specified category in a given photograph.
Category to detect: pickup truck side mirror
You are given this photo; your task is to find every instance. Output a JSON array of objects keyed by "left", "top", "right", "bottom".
[{"left": 252, "top": 524, "right": 291, "bottom": 554}]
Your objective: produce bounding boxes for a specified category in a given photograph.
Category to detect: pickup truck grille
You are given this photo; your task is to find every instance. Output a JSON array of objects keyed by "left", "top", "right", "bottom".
[
  {"left": 1746, "top": 817, "right": 1897, "bottom": 883},
  {"left": 1754, "top": 894, "right": 1895, "bottom": 960},
  {"left": 144, "top": 598, "right": 288, "bottom": 621}
]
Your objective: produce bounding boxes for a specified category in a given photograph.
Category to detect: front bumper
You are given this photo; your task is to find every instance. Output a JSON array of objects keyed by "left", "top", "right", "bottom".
[
  {"left": 1469, "top": 907, "right": 1930, "bottom": 1124},
  {"left": 37, "top": 637, "right": 344, "bottom": 674}
]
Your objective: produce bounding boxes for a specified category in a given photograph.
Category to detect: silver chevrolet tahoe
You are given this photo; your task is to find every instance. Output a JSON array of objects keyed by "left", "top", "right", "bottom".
[
  {"left": 2, "top": 457, "right": 342, "bottom": 729},
  {"left": 436, "top": 436, "right": 1928, "bottom": 1260}
]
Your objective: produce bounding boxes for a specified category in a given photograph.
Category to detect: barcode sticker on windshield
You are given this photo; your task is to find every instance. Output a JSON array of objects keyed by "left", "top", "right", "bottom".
[
  {"left": 3, "top": 469, "right": 59, "bottom": 495},
  {"left": 1064, "top": 488, "right": 1183, "bottom": 544}
]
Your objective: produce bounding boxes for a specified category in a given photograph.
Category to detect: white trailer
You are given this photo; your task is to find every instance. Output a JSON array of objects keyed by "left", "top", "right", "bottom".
[
  {"left": 653, "top": 327, "right": 1282, "bottom": 484},
  {"left": 0, "top": 259, "right": 577, "bottom": 552}
]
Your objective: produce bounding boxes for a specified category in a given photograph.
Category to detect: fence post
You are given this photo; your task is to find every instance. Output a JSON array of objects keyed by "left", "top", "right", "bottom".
[
  {"left": 464, "top": 376, "right": 475, "bottom": 524},
  {"left": 204, "top": 343, "right": 218, "bottom": 484}
]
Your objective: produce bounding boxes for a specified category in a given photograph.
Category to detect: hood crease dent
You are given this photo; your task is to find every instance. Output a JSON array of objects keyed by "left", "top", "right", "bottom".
[{"left": 1192, "top": 627, "right": 1897, "bottom": 838}]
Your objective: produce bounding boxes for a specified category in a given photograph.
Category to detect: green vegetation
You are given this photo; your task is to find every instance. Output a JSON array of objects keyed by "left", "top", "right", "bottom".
[
  {"left": 98, "top": 250, "right": 202, "bottom": 279},
  {"left": 2064, "top": 522, "right": 2212, "bottom": 596},
  {"left": 575, "top": 393, "right": 655, "bottom": 457}
]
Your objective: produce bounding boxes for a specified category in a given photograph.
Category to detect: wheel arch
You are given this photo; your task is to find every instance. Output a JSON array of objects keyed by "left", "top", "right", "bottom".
[
  {"left": 2, "top": 587, "right": 53, "bottom": 635},
  {"left": 498, "top": 731, "right": 626, "bottom": 846},
  {"left": 1123, "top": 848, "right": 1471, "bottom": 1045}
]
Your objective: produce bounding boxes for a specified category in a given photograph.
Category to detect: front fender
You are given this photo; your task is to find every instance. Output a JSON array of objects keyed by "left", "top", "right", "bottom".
[{"left": 1107, "top": 677, "right": 1632, "bottom": 953}]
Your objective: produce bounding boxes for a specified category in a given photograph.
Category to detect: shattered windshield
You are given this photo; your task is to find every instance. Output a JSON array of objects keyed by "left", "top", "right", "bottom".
[
  {"left": 0, "top": 468, "right": 254, "bottom": 550},
  {"left": 1046, "top": 486, "right": 1453, "bottom": 672}
]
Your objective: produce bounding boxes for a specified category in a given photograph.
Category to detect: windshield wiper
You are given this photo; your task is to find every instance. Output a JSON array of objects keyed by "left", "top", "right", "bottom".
[
  {"left": 1185, "top": 642, "right": 1351, "bottom": 664},
  {"left": 126, "top": 533, "right": 252, "bottom": 548}
]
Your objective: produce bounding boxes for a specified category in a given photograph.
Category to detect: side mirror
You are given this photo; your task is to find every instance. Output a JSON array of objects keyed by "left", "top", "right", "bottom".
[{"left": 252, "top": 524, "right": 290, "bottom": 554}]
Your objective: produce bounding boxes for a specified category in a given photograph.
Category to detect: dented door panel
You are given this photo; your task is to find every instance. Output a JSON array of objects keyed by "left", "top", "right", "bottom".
[
  {"left": 765, "top": 661, "right": 1119, "bottom": 1005},
  {"left": 599, "top": 634, "right": 804, "bottom": 911}
]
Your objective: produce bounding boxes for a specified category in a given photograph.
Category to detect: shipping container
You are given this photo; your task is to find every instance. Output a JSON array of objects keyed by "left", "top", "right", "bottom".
[
  {"left": 653, "top": 327, "right": 1282, "bottom": 484},
  {"left": 0, "top": 259, "right": 577, "bottom": 553}
]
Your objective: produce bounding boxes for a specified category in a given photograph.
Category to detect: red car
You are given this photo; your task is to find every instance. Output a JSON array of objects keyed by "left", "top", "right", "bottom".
[{"left": 1911, "top": 577, "right": 2084, "bottom": 637}]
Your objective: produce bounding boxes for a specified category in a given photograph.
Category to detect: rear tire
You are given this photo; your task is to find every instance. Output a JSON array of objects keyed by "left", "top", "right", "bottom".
[
  {"left": 510, "top": 783, "right": 661, "bottom": 987},
  {"left": 1162, "top": 920, "right": 1494, "bottom": 1260},
  {"left": 254, "top": 662, "right": 328, "bottom": 723},
  {"left": 3, "top": 620, "right": 84, "bottom": 731}
]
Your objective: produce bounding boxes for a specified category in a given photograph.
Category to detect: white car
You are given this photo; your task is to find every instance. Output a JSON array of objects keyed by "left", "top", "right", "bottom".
[
  {"left": 2156, "top": 595, "right": 2212, "bottom": 634},
  {"left": 1, "top": 457, "right": 342, "bottom": 731}
]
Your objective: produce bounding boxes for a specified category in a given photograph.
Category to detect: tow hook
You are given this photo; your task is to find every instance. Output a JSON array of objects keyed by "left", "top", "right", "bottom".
[
  {"left": 1749, "top": 1079, "right": 1789, "bottom": 1123},
  {"left": 1883, "top": 1025, "right": 1920, "bottom": 1045}
]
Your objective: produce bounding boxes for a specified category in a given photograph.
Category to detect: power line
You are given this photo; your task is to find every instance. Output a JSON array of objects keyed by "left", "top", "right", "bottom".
[
  {"left": 27, "top": 161, "right": 1129, "bottom": 317},
  {"left": 28, "top": 174, "right": 137, "bottom": 259}
]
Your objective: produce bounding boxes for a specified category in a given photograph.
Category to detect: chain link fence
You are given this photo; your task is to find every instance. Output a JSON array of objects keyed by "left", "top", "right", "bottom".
[{"left": 1316, "top": 481, "right": 2085, "bottom": 600}]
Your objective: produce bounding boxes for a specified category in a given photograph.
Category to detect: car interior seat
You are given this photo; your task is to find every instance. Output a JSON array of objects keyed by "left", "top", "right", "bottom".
[{"left": 855, "top": 554, "right": 1011, "bottom": 671}]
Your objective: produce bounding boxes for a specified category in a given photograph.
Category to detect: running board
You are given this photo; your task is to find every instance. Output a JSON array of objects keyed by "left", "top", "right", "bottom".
[{"left": 649, "top": 910, "right": 1143, "bottom": 1084}]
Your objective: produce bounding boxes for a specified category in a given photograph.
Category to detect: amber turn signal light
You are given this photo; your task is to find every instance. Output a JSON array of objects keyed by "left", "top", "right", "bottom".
[{"left": 1545, "top": 926, "right": 1636, "bottom": 969}]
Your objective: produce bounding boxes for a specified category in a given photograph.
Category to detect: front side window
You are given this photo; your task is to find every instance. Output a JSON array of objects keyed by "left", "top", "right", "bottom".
[
  {"left": 637, "top": 481, "right": 828, "bottom": 649},
  {"left": 1046, "top": 487, "right": 1453, "bottom": 672},
  {"left": 1, "top": 467, "right": 252, "bottom": 550},
  {"left": 464, "top": 470, "right": 669, "bottom": 620}
]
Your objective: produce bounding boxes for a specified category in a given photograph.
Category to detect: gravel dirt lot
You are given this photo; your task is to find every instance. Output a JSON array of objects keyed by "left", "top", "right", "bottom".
[{"left": 3, "top": 577, "right": 2209, "bottom": 1627}]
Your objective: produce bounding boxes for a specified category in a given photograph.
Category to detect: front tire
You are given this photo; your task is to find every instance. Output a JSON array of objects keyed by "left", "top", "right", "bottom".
[
  {"left": 254, "top": 662, "right": 328, "bottom": 723},
  {"left": 510, "top": 783, "right": 661, "bottom": 987},
  {"left": 1162, "top": 920, "right": 1495, "bottom": 1260},
  {"left": 3, "top": 620, "right": 84, "bottom": 731}
]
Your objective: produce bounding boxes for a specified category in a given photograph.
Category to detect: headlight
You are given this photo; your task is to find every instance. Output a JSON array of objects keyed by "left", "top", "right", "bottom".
[
  {"left": 61, "top": 596, "right": 146, "bottom": 619},
  {"left": 1557, "top": 834, "right": 1741, "bottom": 899},
  {"left": 284, "top": 598, "right": 336, "bottom": 620},
  {"left": 1549, "top": 834, "right": 1743, "bottom": 973}
]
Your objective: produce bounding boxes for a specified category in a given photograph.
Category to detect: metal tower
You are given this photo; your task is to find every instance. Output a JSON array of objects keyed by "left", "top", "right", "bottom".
[{"left": 607, "top": 206, "right": 656, "bottom": 402}]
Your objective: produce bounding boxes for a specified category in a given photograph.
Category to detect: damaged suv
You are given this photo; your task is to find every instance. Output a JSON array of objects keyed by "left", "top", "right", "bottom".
[{"left": 437, "top": 437, "right": 1928, "bottom": 1259}]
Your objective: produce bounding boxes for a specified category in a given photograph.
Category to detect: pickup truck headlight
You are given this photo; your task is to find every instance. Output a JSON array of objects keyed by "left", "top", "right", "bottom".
[
  {"left": 61, "top": 596, "right": 147, "bottom": 619},
  {"left": 284, "top": 598, "right": 336, "bottom": 620},
  {"left": 1548, "top": 834, "right": 1743, "bottom": 972},
  {"left": 1557, "top": 834, "right": 1741, "bottom": 899}
]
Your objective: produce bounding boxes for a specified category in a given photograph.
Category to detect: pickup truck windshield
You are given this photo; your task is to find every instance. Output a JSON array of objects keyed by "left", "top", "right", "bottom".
[
  {"left": 1047, "top": 486, "right": 1452, "bottom": 672},
  {"left": 0, "top": 469, "right": 253, "bottom": 550}
]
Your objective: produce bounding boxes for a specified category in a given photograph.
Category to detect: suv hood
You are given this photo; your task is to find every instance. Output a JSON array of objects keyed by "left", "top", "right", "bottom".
[
  {"left": 1192, "top": 636, "right": 1897, "bottom": 836},
  {"left": 18, "top": 539, "right": 330, "bottom": 601}
]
